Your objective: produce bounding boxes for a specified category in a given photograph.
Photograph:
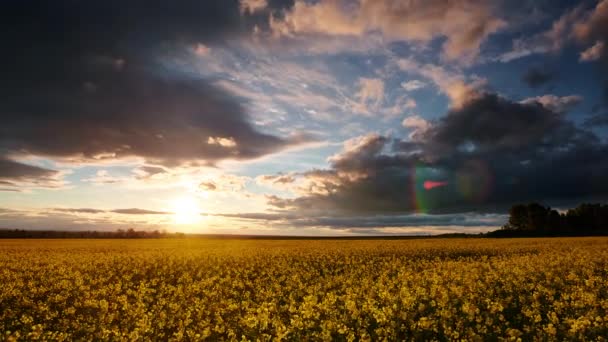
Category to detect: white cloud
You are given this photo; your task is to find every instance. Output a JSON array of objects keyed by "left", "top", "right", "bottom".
[
  {"left": 402, "top": 115, "right": 431, "bottom": 140},
  {"left": 193, "top": 43, "right": 211, "bottom": 56},
  {"left": 200, "top": 174, "right": 249, "bottom": 193},
  {"left": 401, "top": 80, "right": 426, "bottom": 91},
  {"left": 240, "top": 0, "right": 268, "bottom": 15},
  {"left": 580, "top": 41, "right": 605, "bottom": 62},
  {"left": 520, "top": 94, "right": 583, "bottom": 113},
  {"left": 354, "top": 78, "right": 385, "bottom": 114},
  {"left": 397, "top": 58, "right": 485, "bottom": 108},
  {"left": 207, "top": 136, "right": 237, "bottom": 148},
  {"left": 83, "top": 170, "right": 126, "bottom": 185}
]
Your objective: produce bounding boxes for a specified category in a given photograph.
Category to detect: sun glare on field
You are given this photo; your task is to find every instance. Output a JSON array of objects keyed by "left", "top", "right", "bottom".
[{"left": 171, "top": 196, "right": 202, "bottom": 225}]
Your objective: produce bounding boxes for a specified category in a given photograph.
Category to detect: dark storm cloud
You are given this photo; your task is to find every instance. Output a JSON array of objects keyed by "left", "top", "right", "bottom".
[
  {"left": 265, "top": 93, "right": 608, "bottom": 217},
  {"left": 0, "top": 158, "right": 63, "bottom": 191},
  {"left": 422, "top": 94, "right": 589, "bottom": 155},
  {"left": 0, "top": 1, "right": 306, "bottom": 168},
  {"left": 521, "top": 67, "right": 555, "bottom": 88},
  {"left": 0, "top": 159, "right": 58, "bottom": 181},
  {"left": 1, "top": 69, "right": 299, "bottom": 166},
  {"left": 585, "top": 112, "right": 608, "bottom": 126}
]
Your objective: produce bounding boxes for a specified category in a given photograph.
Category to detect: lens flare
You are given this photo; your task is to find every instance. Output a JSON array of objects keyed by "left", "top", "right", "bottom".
[
  {"left": 410, "top": 159, "right": 494, "bottom": 213},
  {"left": 410, "top": 163, "right": 441, "bottom": 213},
  {"left": 423, "top": 180, "right": 449, "bottom": 190},
  {"left": 456, "top": 159, "right": 493, "bottom": 202}
]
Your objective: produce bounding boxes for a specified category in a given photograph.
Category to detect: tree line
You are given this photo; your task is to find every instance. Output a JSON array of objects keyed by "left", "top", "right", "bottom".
[
  {"left": 489, "top": 203, "right": 608, "bottom": 237},
  {"left": 0, "top": 228, "right": 185, "bottom": 239}
]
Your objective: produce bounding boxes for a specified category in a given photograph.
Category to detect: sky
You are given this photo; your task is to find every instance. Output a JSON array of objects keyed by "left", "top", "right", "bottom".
[{"left": 1, "top": 0, "right": 608, "bottom": 235}]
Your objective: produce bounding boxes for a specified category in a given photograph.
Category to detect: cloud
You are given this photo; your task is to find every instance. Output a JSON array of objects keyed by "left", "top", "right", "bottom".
[
  {"left": 585, "top": 112, "right": 608, "bottom": 127},
  {"left": 0, "top": 208, "right": 173, "bottom": 232},
  {"left": 52, "top": 208, "right": 106, "bottom": 214},
  {"left": 580, "top": 40, "right": 605, "bottom": 61},
  {"left": 240, "top": 0, "right": 268, "bottom": 15},
  {"left": 397, "top": 59, "right": 485, "bottom": 108},
  {"left": 497, "top": 4, "right": 587, "bottom": 62},
  {"left": 0, "top": 159, "right": 58, "bottom": 181},
  {"left": 215, "top": 211, "right": 506, "bottom": 230},
  {"left": 196, "top": 53, "right": 355, "bottom": 124},
  {"left": 0, "top": 1, "right": 308, "bottom": 168},
  {"left": 382, "top": 96, "right": 417, "bottom": 117},
  {"left": 193, "top": 43, "right": 212, "bottom": 56},
  {"left": 51, "top": 207, "right": 170, "bottom": 215},
  {"left": 207, "top": 136, "right": 238, "bottom": 148},
  {"left": 327, "top": 134, "right": 389, "bottom": 176},
  {"left": 421, "top": 94, "right": 590, "bottom": 158},
  {"left": 401, "top": 80, "right": 426, "bottom": 92},
  {"left": 354, "top": 78, "right": 385, "bottom": 114},
  {"left": 256, "top": 173, "right": 297, "bottom": 185},
  {"left": 262, "top": 92, "right": 608, "bottom": 217},
  {"left": 402, "top": 115, "right": 431, "bottom": 140},
  {"left": 572, "top": 0, "right": 608, "bottom": 47},
  {"left": 83, "top": 170, "right": 126, "bottom": 185},
  {"left": 2, "top": 66, "right": 306, "bottom": 167},
  {"left": 134, "top": 166, "right": 168, "bottom": 179},
  {"left": 520, "top": 95, "right": 583, "bottom": 113},
  {"left": 521, "top": 67, "right": 555, "bottom": 88},
  {"left": 269, "top": 0, "right": 505, "bottom": 62},
  {"left": 0, "top": 158, "right": 67, "bottom": 191},
  {"left": 199, "top": 182, "right": 218, "bottom": 191},
  {"left": 568, "top": 0, "right": 608, "bottom": 104},
  {"left": 111, "top": 208, "right": 171, "bottom": 215},
  {"left": 199, "top": 174, "right": 249, "bottom": 192},
  {"left": 499, "top": 0, "right": 608, "bottom": 63}
]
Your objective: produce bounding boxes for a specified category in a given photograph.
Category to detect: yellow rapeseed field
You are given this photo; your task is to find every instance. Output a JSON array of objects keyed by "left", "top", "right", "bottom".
[{"left": 0, "top": 237, "right": 607, "bottom": 341}]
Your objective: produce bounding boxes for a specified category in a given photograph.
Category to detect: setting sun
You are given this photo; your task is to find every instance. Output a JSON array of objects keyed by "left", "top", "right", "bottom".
[{"left": 171, "top": 196, "right": 202, "bottom": 225}]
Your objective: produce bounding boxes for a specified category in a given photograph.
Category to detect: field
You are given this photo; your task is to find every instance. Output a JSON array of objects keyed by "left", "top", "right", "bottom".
[{"left": 1, "top": 238, "right": 607, "bottom": 341}]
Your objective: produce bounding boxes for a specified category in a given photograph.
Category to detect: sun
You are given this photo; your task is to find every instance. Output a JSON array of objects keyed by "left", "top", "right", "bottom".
[{"left": 171, "top": 196, "right": 202, "bottom": 225}]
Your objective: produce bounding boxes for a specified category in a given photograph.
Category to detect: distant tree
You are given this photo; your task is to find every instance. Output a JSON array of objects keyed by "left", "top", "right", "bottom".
[
  {"left": 505, "top": 204, "right": 528, "bottom": 230},
  {"left": 499, "top": 202, "right": 608, "bottom": 237},
  {"left": 527, "top": 203, "right": 550, "bottom": 231},
  {"left": 504, "top": 203, "right": 554, "bottom": 231},
  {"left": 548, "top": 209, "right": 562, "bottom": 233},
  {"left": 566, "top": 203, "right": 608, "bottom": 232}
]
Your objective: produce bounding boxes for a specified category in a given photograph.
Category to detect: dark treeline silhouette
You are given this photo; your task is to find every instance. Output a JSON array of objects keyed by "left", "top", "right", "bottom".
[
  {"left": 0, "top": 228, "right": 185, "bottom": 239},
  {"left": 488, "top": 203, "right": 608, "bottom": 237}
]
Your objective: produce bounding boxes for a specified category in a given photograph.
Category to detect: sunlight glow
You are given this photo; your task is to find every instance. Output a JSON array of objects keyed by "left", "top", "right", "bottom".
[{"left": 171, "top": 196, "right": 202, "bottom": 225}]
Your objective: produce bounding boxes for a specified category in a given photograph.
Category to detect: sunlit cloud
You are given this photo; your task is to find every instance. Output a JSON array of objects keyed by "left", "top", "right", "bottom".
[{"left": 268, "top": 0, "right": 506, "bottom": 63}]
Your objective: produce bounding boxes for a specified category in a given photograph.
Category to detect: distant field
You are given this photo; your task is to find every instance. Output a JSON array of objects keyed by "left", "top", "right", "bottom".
[{"left": 1, "top": 238, "right": 607, "bottom": 341}]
